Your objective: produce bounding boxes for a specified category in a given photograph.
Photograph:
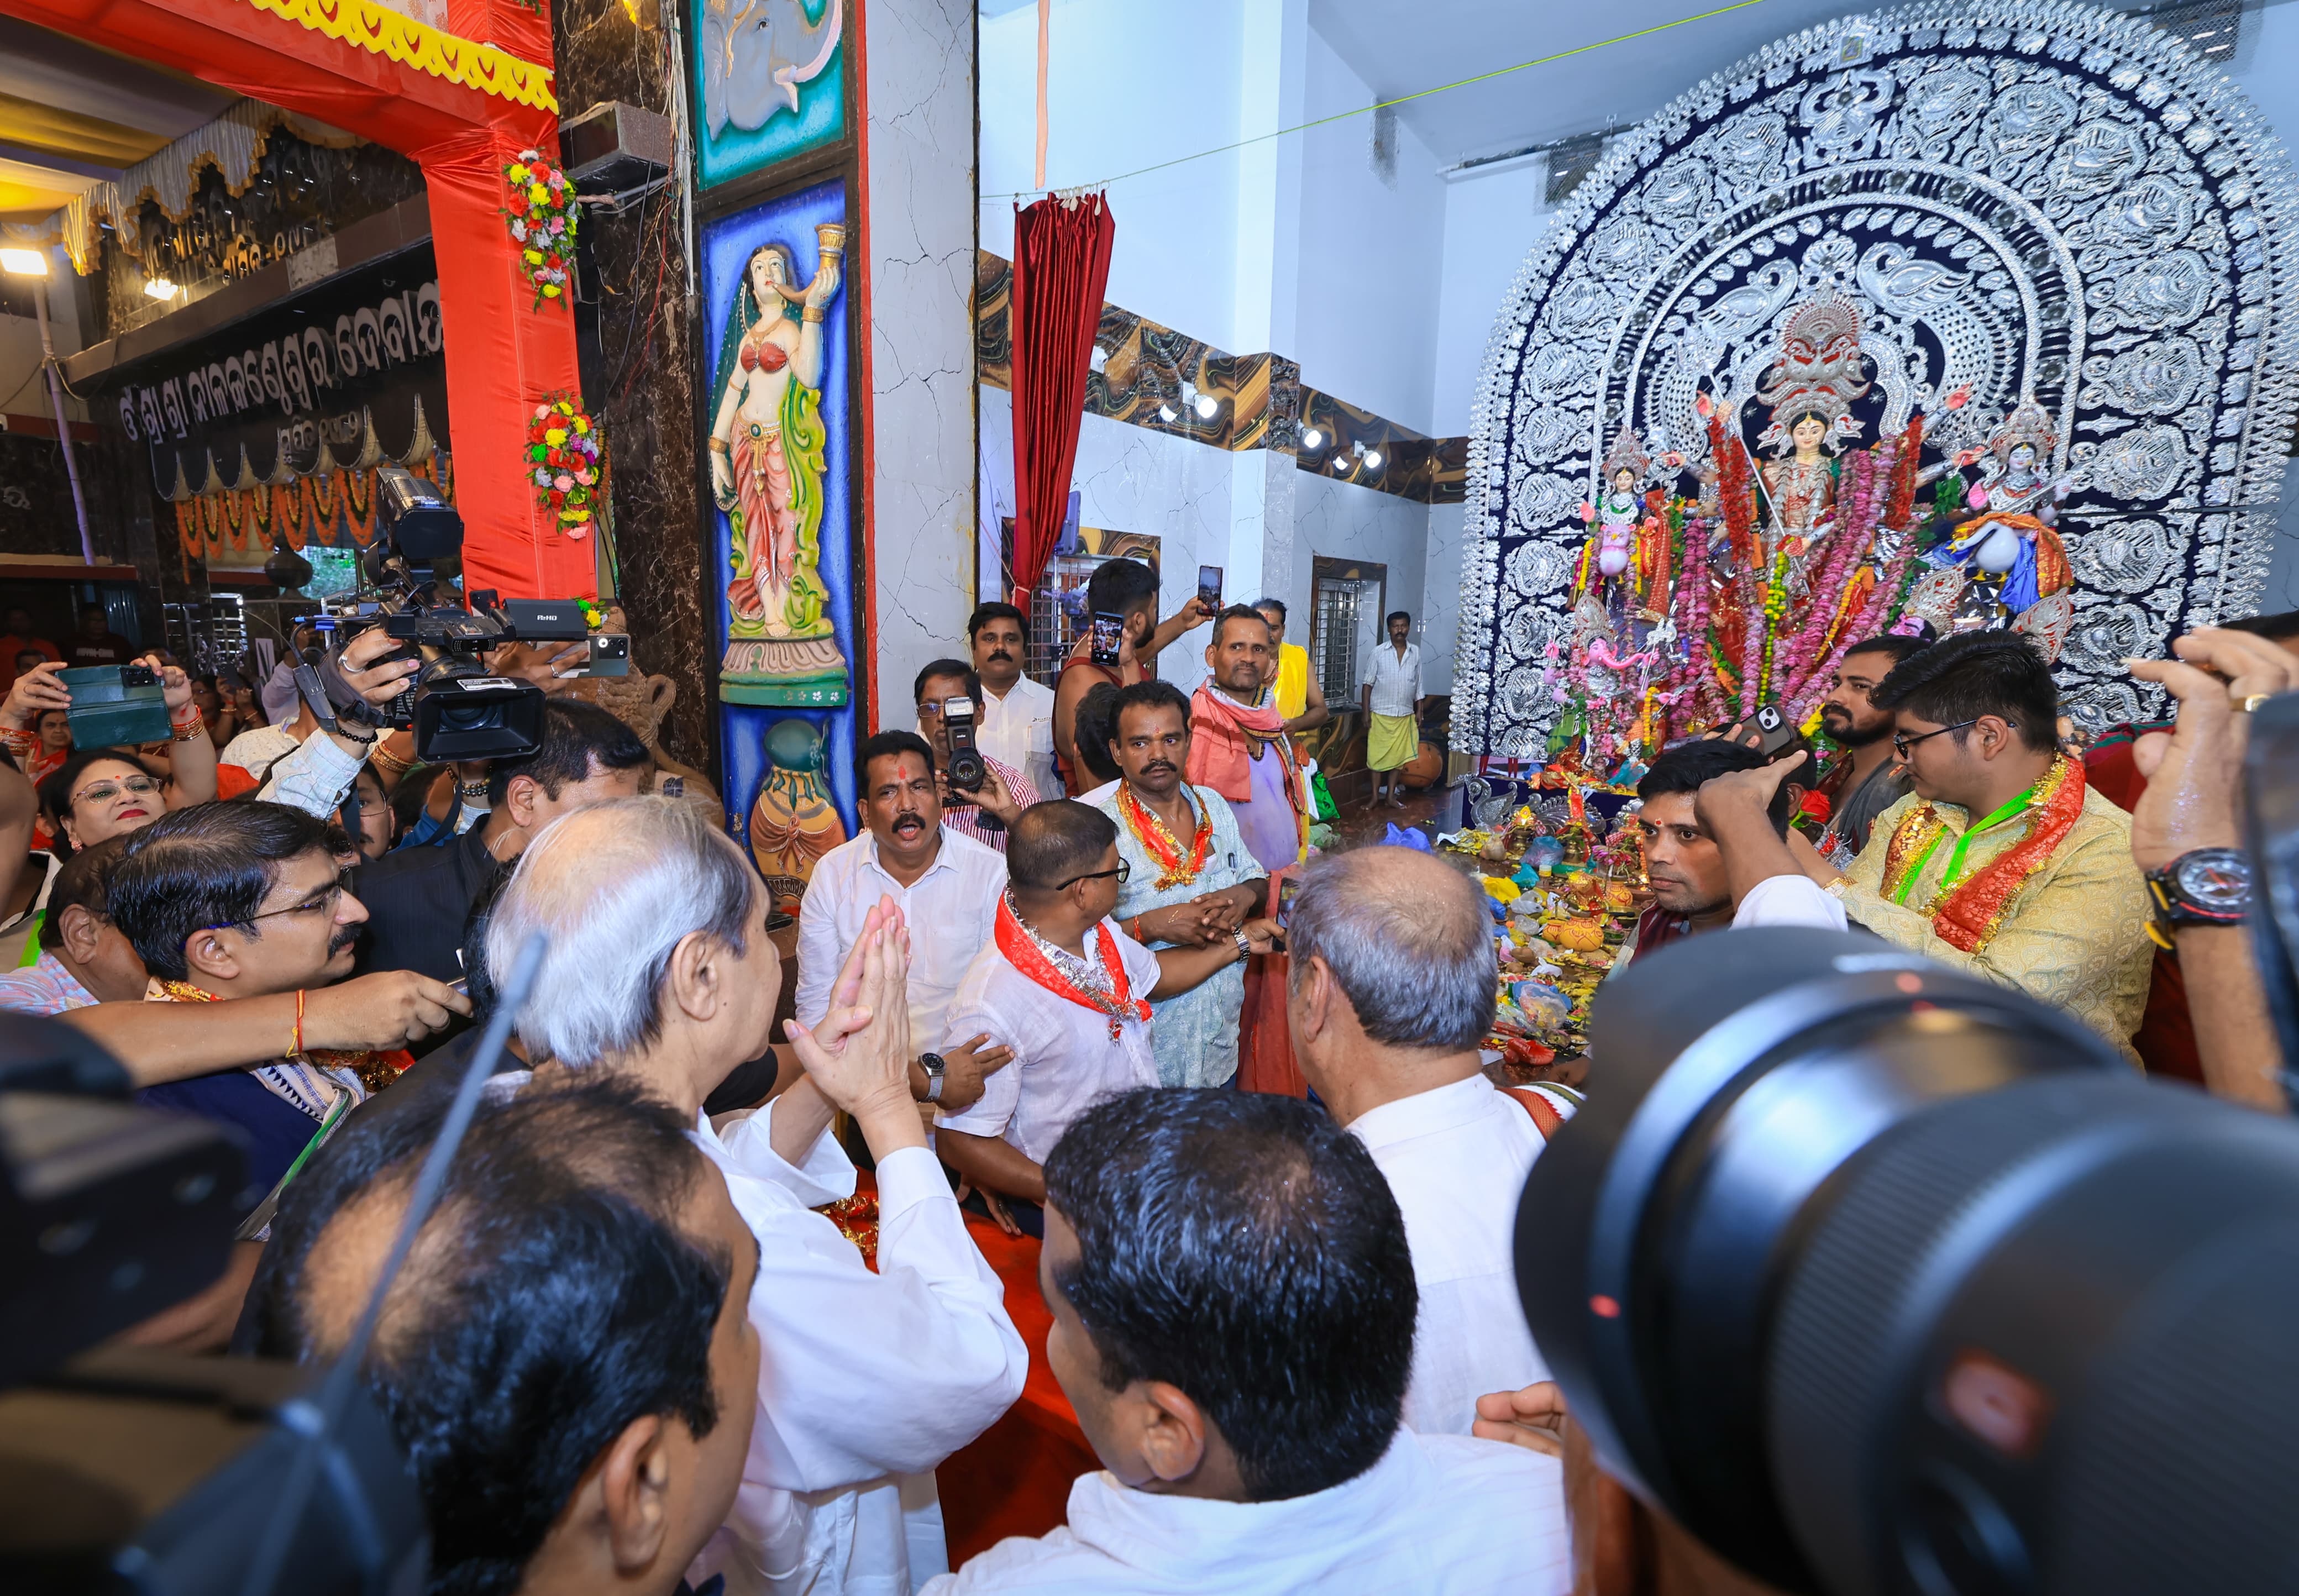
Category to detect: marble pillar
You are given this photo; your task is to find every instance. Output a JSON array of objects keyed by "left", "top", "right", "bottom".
[
  {"left": 861, "top": 0, "right": 978, "bottom": 724},
  {"left": 554, "top": 0, "right": 713, "bottom": 770}
]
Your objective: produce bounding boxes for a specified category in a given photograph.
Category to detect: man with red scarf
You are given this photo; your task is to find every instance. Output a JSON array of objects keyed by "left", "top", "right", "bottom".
[
  {"left": 1720, "top": 633, "right": 2153, "bottom": 1061},
  {"left": 933, "top": 800, "right": 1274, "bottom": 1237},
  {"left": 1185, "top": 605, "right": 1309, "bottom": 874}
]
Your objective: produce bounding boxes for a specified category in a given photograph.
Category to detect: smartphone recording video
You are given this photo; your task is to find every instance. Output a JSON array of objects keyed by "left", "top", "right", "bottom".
[
  {"left": 1198, "top": 565, "right": 1223, "bottom": 613},
  {"left": 1090, "top": 611, "right": 1126, "bottom": 668}
]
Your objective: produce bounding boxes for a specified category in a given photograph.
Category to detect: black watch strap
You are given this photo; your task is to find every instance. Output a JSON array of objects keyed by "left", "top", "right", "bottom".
[{"left": 2145, "top": 847, "right": 2253, "bottom": 930}]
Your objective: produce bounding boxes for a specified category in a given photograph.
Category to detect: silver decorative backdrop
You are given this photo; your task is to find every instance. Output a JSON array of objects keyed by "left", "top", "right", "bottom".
[{"left": 1457, "top": 0, "right": 2299, "bottom": 752}]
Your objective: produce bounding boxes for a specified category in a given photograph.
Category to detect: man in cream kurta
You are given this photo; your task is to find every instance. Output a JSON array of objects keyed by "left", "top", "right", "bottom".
[{"left": 1832, "top": 782, "right": 2152, "bottom": 1062}]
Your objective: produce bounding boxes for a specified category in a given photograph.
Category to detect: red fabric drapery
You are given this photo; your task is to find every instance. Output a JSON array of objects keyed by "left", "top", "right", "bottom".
[{"left": 1008, "top": 193, "right": 1115, "bottom": 607}]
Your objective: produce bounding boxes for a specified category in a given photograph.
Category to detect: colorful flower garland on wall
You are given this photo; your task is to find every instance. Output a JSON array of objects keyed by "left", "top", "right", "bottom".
[
  {"left": 529, "top": 396, "right": 603, "bottom": 537},
  {"left": 504, "top": 149, "right": 576, "bottom": 309}
]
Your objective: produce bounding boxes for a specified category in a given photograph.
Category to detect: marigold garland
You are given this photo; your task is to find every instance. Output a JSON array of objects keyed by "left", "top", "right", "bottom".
[
  {"left": 503, "top": 148, "right": 576, "bottom": 309},
  {"left": 529, "top": 395, "right": 605, "bottom": 538}
]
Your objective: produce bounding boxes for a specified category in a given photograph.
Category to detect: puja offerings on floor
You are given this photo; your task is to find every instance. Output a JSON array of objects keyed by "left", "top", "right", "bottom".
[{"left": 1446, "top": 789, "right": 1652, "bottom": 1065}]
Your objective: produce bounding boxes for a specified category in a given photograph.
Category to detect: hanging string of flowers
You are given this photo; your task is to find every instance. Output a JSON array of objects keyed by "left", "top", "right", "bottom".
[
  {"left": 503, "top": 148, "right": 576, "bottom": 309},
  {"left": 1775, "top": 437, "right": 1891, "bottom": 710},
  {"left": 528, "top": 395, "right": 605, "bottom": 537}
]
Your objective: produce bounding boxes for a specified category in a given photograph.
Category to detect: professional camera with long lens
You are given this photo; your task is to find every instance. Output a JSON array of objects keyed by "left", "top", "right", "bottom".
[
  {"left": 0, "top": 1017, "right": 422, "bottom": 1592},
  {"left": 319, "top": 465, "right": 600, "bottom": 762},
  {"left": 1519, "top": 926, "right": 2299, "bottom": 1596}
]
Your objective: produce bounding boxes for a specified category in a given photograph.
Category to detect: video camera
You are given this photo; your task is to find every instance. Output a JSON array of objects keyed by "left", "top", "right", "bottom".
[
  {"left": 311, "top": 465, "right": 623, "bottom": 762},
  {"left": 0, "top": 1016, "right": 422, "bottom": 1591}
]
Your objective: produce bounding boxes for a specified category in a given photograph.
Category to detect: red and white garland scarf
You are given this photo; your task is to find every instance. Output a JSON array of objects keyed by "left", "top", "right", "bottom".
[
  {"left": 1117, "top": 784, "right": 1211, "bottom": 889},
  {"left": 993, "top": 894, "right": 1149, "bottom": 1041}
]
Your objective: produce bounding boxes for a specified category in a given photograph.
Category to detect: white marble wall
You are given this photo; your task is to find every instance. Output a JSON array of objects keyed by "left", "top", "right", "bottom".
[
  {"left": 1421, "top": 500, "right": 1463, "bottom": 693},
  {"left": 1295, "top": 470, "right": 1431, "bottom": 655},
  {"left": 865, "top": 0, "right": 978, "bottom": 722},
  {"left": 981, "top": 389, "right": 1252, "bottom": 694}
]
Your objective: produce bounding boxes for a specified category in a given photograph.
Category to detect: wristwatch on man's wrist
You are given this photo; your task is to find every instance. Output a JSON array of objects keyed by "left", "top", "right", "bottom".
[
  {"left": 2144, "top": 847, "right": 2253, "bottom": 933},
  {"left": 919, "top": 1052, "right": 948, "bottom": 1103},
  {"left": 1231, "top": 927, "right": 1253, "bottom": 960}
]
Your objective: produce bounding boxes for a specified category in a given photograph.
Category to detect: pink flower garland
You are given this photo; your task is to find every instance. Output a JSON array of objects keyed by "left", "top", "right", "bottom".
[{"left": 1777, "top": 437, "right": 1894, "bottom": 706}]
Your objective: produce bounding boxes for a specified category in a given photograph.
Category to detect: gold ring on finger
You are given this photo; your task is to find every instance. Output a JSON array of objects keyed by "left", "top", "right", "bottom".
[{"left": 2235, "top": 692, "right": 2275, "bottom": 713}]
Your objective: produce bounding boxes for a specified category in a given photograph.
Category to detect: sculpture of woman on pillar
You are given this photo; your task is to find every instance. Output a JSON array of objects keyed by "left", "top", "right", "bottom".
[{"left": 709, "top": 228, "right": 850, "bottom": 706}]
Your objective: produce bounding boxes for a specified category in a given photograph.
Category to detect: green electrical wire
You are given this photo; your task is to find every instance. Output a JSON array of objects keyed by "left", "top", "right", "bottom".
[{"left": 984, "top": 0, "right": 1773, "bottom": 202}]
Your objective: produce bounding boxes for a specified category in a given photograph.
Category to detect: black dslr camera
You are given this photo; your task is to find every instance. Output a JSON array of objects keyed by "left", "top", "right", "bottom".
[{"left": 317, "top": 465, "right": 603, "bottom": 762}]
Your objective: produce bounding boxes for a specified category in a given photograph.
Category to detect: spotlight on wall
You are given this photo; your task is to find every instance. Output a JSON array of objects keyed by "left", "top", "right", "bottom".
[
  {"left": 1193, "top": 392, "right": 1219, "bottom": 421},
  {"left": 144, "top": 277, "right": 179, "bottom": 301},
  {"left": 1301, "top": 427, "right": 1325, "bottom": 450},
  {"left": 1158, "top": 402, "right": 1179, "bottom": 423},
  {"left": 1363, "top": 449, "right": 1384, "bottom": 471},
  {"left": 0, "top": 248, "right": 49, "bottom": 278}
]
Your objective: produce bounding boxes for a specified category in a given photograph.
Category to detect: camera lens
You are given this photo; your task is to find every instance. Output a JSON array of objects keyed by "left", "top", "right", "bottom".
[{"left": 1518, "top": 928, "right": 2299, "bottom": 1595}]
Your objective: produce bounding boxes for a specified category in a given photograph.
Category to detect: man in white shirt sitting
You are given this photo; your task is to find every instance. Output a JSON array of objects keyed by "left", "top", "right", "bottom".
[
  {"left": 967, "top": 602, "right": 1057, "bottom": 802},
  {"left": 797, "top": 730, "right": 1014, "bottom": 1116},
  {"left": 1284, "top": 844, "right": 1561, "bottom": 1436},
  {"left": 489, "top": 795, "right": 1028, "bottom": 1595},
  {"left": 935, "top": 800, "right": 1271, "bottom": 1236},
  {"left": 926, "top": 1088, "right": 1569, "bottom": 1595}
]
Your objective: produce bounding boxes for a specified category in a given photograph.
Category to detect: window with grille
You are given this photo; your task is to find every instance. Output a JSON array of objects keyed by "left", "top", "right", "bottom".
[
  {"left": 1026, "top": 553, "right": 1106, "bottom": 686},
  {"left": 1312, "top": 577, "right": 1361, "bottom": 705}
]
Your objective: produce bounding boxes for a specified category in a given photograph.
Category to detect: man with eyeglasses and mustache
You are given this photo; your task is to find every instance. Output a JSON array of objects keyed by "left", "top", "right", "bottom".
[{"left": 108, "top": 801, "right": 414, "bottom": 1198}]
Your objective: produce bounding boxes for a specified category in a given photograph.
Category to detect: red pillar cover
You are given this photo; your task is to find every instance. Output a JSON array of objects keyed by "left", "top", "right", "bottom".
[{"left": 413, "top": 124, "right": 596, "bottom": 601}]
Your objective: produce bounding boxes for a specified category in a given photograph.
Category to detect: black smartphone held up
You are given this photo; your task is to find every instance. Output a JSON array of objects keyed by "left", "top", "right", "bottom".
[
  {"left": 1090, "top": 611, "right": 1126, "bottom": 668},
  {"left": 578, "top": 634, "right": 631, "bottom": 678},
  {"left": 1749, "top": 702, "right": 1801, "bottom": 759},
  {"left": 60, "top": 662, "right": 171, "bottom": 748},
  {"left": 1198, "top": 564, "right": 1223, "bottom": 613},
  {"left": 944, "top": 696, "right": 985, "bottom": 791}
]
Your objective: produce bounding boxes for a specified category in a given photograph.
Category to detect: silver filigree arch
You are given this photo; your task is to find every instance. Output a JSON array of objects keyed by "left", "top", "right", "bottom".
[{"left": 1458, "top": 0, "right": 2299, "bottom": 748}]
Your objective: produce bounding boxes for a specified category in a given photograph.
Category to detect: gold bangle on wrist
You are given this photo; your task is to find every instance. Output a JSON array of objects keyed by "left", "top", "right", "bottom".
[
  {"left": 171, "top": 710, "right": 206, "bottom": 742},
  {"left": 801, "top": 304, "right": 826, "bottom": 323},
  {"left": 708, "top": 435, "right": 732, "bottom": 455}
]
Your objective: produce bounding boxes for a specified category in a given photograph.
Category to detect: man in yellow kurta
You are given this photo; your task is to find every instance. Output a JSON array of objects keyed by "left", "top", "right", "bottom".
[{"left": 1721, "top": 633, "right": 2152, "bottom": 1061}]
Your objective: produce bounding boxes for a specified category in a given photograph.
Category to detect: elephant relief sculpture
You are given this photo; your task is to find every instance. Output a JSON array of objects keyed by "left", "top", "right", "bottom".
[{"left": 702, "top": 0, "right": 842, "bottom": 137}]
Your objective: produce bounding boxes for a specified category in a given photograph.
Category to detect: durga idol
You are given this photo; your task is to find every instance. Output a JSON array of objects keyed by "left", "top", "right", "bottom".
[{"left": 709, "top": 225, "right": 851, "bottom": 706}]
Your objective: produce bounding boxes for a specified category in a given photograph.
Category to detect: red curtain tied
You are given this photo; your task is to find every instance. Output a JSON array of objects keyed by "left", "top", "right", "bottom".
[{"left": 1008, "top": 193, "right": 1115, "bottom": 607}]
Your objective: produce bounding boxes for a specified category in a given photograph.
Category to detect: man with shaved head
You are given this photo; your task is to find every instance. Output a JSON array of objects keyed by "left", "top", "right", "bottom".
[{"left": 1285, "top": 844, "right": 1553, "bottom": 1437}]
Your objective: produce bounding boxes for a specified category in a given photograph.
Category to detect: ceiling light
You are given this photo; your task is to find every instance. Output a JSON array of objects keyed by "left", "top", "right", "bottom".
[
  {"left": 0, "top": 249, "right": 49, "bottom": 279},
  {"left": 1332, "top": 453, "right": 1351, "bottom": 471},
  {"left": 1364, "top": 449, "right": 1384, "bottom": 471},
  {"left": 1301, "top": 427, "right": 1324, "bottom": 450},
  {"left": 1158, "top": 403, "right": 1178, "bottom": 423},
  {"left": 1193, "top": 393, "right": 1219, "bottom": 420},
  {"left": 144, "top": 277, "right": 178, "bottom": 301}
]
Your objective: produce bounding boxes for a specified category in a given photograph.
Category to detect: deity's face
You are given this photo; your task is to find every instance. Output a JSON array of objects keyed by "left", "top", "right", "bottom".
[
  {"left": 1792, "top": 414, "right": 1828, "bottom": 452},
  {"left": 1612, "top": 468, "right": 1636, "bottom": 495},
  {"left": 2008, "top": 443, "right": 2036, "bottom": 473}
]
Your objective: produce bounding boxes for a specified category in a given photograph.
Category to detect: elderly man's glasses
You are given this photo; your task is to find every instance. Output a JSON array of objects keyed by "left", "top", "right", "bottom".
[
  {"left": 213, "top": 868, "right": 355, "bottom": 931},
  {"left": 71, "top": 774, "right": 162, "bottom": 807},
  {"left": 1054, "top": 859, "right": 1131, "bottom": 890},
  {"left": 1892, "top": 718, "right": 2007, "bottom": 757}
]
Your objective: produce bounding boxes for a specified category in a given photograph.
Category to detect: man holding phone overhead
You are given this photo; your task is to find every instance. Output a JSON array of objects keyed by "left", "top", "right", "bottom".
[{"left": 1051, "top": 557, "right": 1213, "bottom": 795}]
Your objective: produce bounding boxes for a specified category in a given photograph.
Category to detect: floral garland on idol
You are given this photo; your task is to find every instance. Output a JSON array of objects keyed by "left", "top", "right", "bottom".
[
  {"left": 528, "top": 396, "right": 603, "bottom": 537},
  {"left": 503, "top": 148, "right": 576, "bottom": 309}
]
